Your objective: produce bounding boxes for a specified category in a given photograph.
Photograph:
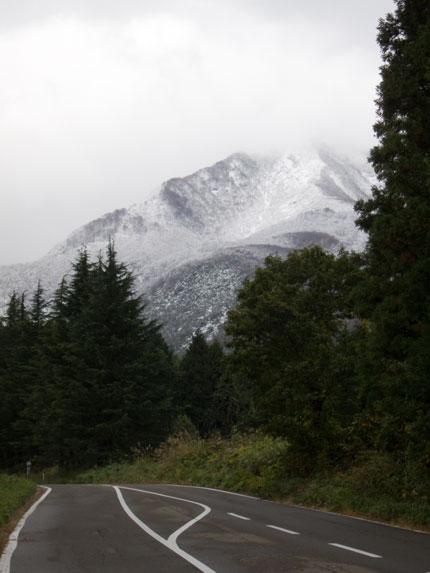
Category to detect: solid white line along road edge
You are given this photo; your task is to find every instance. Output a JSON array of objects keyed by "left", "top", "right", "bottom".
[
  {"left": 0, "top": 486, "right": 52, "bottom": 573},
  {"left": 266, "top": 524, "right": 300, "bottom": 535},
  {"left": 329, "top": 543, "right": 382, "bottom": 559},
  {"left": 139, "top": 484, "right": 430, "bottom": 534},
  {"left": 165, "top": 484, "right": 260, "bottom": 500},
  {"left": 227, "top": 512, "right": 251, "bottom": 521},
  {"left": 113, "top": 486, "right": 216, "bottom": 573}
]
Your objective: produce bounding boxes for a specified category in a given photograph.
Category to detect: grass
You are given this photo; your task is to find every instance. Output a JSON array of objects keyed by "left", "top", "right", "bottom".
[
  {"left": 75, "top": 431, "right": 430, "bottom": 530},
  {"left": 0, "top": 474, "right": 37, "bottom": 554},
  {"left": 3, "top": 432, "right": 429, "bottom": 539},
  {"left": 0, "top": 474, "right": 36, "bottom": 528}
]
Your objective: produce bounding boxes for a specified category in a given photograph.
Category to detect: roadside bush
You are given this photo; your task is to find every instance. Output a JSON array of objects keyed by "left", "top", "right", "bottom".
[{"left": 74, "top": 433, "right": 429, "bottom": 529}]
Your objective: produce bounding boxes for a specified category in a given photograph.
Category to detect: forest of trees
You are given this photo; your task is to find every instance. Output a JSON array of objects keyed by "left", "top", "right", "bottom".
[
  {"left": 0, "top": 244, "right": 178, "bottom": 468},
  {"left": 1, "top": 0, "right": 429, "bottom": 481}
]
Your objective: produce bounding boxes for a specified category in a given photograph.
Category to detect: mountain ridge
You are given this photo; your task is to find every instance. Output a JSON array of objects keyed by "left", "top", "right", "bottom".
[{"left": 0, "top": 146, "right": 373, "bottom": 351}]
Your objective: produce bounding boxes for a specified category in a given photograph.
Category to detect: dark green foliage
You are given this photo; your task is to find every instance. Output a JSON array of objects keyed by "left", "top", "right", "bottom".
[
  {"left": 29, "top": 281, "right": 47, "bottom": 327},
  {"left": 1, "top": 2, "right": 428, "bottom": 488},
  {"left": 0, "top": 291, "right": 41, "bottom": 468},
  {"left": 355, "top": 0, "right": 430, "bottom": 463},
  {"left": 0, "top": 474, "right": 36, "bottom": 528},
  {"left": 74, "top": 434, "right": 430, "bottom": 528},
  {"left": 0, "top": 244, "right": 177, "bottom": 469},
  {"left": 210, "top": 367, "right": 252, "bottom": 436},
  {"left": 177, "top": 332, "right": 225, "bottom": 436},
  {"left": 225, "top": 247, "right": 363, "bottom": 469}
]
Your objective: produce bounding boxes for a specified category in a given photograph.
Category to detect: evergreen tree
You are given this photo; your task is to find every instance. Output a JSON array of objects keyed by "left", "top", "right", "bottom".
[
  {"left": 21, "top": 282, "right": 66, "bottom": 466},
  {"left": 209, "top": 366, "right": 252, "bottom": 436},
  {"left": 5, "top": 292, "right": 21, "bottom": 325},
  {"left": 36, "top": 243, "right": 175, "bottom": 467},
  {"left": 29, "top": 281, "right": 47, "bottom": 327},
  {"left": 354, "top": 0, "right": 430, "bottom": 460},
  {"left": 0, "top": 306, "right": 17, "bottom": 467},
  {"left": 0, "top": 292, "right": 34, "bottom": 467},
  {"left": 178, "top": 332, "right": 225, "bottom": 436},
  {"left": 1, "top": 246, "right": 177, "bottom": 468},
  {"left": 65, "top": 247, "right": 92, "bottom": 318},
  {"left": 70, "top": 242, "right": 174, "bottom": 465}
]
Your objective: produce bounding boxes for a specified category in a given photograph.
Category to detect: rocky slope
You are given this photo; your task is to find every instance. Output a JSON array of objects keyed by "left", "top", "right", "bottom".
[{"left": 0, "top": 146, "right": 373, "bottom": 352}]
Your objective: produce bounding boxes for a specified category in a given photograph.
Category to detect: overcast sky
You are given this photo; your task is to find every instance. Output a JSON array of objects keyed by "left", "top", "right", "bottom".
[{"left": 1, "top": 0, "right": 395, "bottom": 266}]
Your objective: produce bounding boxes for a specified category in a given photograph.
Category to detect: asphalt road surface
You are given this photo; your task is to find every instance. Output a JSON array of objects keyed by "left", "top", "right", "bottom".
[{"left": 3, "top": 483, "right": 429, "bottom": 572}]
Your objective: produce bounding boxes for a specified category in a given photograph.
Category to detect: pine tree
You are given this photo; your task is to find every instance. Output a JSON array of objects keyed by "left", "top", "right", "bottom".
[
  {"left": 177, "top": 332, "right": 225, "bottom": 436},
  {"left": 37, "top": 243, "right": 175, "bottom": 467},
  {"left": 354, "top": 0, "right": 430, "bottom": 460},
  {"left": 71, "top": 242, "right": 174, "bottom": 464},
  {"left": 1, "top": 246, "right": 177, "bottom": 468},
  {"left": 8, "top": 284, "right": 52, "bottom": 466},
  {"left": 0, "top": 309, "right": 16, "bottom": 467},
  {"left": 29, "top": 281, "right": 47, "bottom": 327},
  {"left": 65, "top": 247, "right": 92, "bottom": 318},
  {"left": 0, "top": 292, "right": 34, "bottom": 467},
  {"left": 21, "top": 282, "right": 67, "bottom": 466}
]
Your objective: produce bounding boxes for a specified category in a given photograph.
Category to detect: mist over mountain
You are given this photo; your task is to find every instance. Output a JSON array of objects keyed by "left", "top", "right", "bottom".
[{"left": 0, "top": 146, "right": 373, "bottom": 351}]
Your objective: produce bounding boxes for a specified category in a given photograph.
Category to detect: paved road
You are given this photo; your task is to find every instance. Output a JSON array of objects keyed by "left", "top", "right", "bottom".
[{"left": 3, "top": 483, "right": 430, "bottom": 572}]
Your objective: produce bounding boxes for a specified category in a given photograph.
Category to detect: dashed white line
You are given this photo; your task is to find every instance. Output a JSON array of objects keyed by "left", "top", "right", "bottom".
[
  {"left": 266, "top": 524, "right": 300, "bottom": 535},
  {"left": 329, "top": 543, "right": 383, "bottom": 559},
  {"left": 113, "top": 486, "right": 215, "bottom": 573},
  {"left": 0, "top": 486, "right": 52, "bottom": 573},
  {"left": 227, "top": 512, "right": 251, "bottom": 520}
]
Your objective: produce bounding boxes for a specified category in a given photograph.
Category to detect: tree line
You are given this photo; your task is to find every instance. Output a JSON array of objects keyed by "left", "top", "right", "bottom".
[
  {"left": 0, "top": 244, "right": 176, "bottom": 468},
  {"left": 0, "top": 242, "right": 243, "bottom": 469},
  {"left": 1, "top": 0, "right": 429, "bottom": 481},
  {"left": 225, "top": 0, "right": 430, "bottom": 476}
]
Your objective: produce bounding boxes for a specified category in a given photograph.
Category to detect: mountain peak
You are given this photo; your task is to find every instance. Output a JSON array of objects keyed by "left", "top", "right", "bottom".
[{"left": 0, "top": 147, "right": 372, "bottom": 350}]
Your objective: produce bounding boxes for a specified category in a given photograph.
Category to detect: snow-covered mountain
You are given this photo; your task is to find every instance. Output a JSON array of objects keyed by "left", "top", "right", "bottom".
[{"left": 0, "top": 146, "right": 373, "bottom": 351}]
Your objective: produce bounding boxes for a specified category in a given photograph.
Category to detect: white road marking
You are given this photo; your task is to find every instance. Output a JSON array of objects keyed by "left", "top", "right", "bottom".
[
  {"left": 329, "top": 543, "right": 383, "bottom": 559},
  {"left": 266, "top": 524, "right": 300, "bottom": 535},
  {"left": 0, "top": 486, "right": 52, "bottom": 573},
  {"left": 227, "top": 512, "right": 251, "bottom": 520},
  {"left": 166, "top": 484, "right": 259, "bottom": 500},
  {"left": 113, "top": 486, "right": 215, "bottom": 573},
  {"left": 284, "top": 500, "right": 429, "bottom": 533}
]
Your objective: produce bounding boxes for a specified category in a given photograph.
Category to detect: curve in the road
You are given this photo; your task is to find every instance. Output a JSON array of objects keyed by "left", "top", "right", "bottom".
[
  {"left": 0, "top": 486, "right": 52, "bottom": 573},
  {"left": 113, "top": 486, "right": 215, "bottom": 573}
]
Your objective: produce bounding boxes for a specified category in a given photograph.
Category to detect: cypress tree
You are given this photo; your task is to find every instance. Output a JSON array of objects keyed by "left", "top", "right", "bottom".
[
  {"left": 22, "top": 282, "right": 67, "bottom": 466},
  {"left": 354, "top": 0, "right": 430, "bottom": 459},
  {"left": 71, "top": 242, "right": 173, "bottom": 464},
  {"left": 178, "top": 332, "right": 225, "bottom": 436},
  {"left": 1, "top": 246, "right": 177, "bottom": 468},
  {"left": 0, "top": 293, "right": 34, "bottom": 467},
  {"left": 40, "top": 243, "right": 175, "bottom": 467},
  {"left": 29, "top": 281, "right": 47, "bottom": 327}
]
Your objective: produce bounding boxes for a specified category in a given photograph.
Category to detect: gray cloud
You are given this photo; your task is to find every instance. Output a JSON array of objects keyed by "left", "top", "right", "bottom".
[{"left": 0, "top": 0, "right": 395, "bottom": 265}]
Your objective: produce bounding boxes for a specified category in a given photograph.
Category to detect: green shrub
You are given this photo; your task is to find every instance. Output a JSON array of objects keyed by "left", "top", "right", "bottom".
[{"left": 72, "top": 433, "right": 429, "bottom": 529}]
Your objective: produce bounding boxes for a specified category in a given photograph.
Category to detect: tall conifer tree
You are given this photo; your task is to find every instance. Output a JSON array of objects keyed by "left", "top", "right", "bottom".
[
  {"left": 0, "top": 292, "right": 35, "bottom": 466},
  {"left": 355, "top": 0, "right": 430, "bottom": 459},
  {"left": 39, "top": 243, "right": 175, "bottom": 467},
  {"left": 178, "top": 332, "right": 225, "bottom": 436}
]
